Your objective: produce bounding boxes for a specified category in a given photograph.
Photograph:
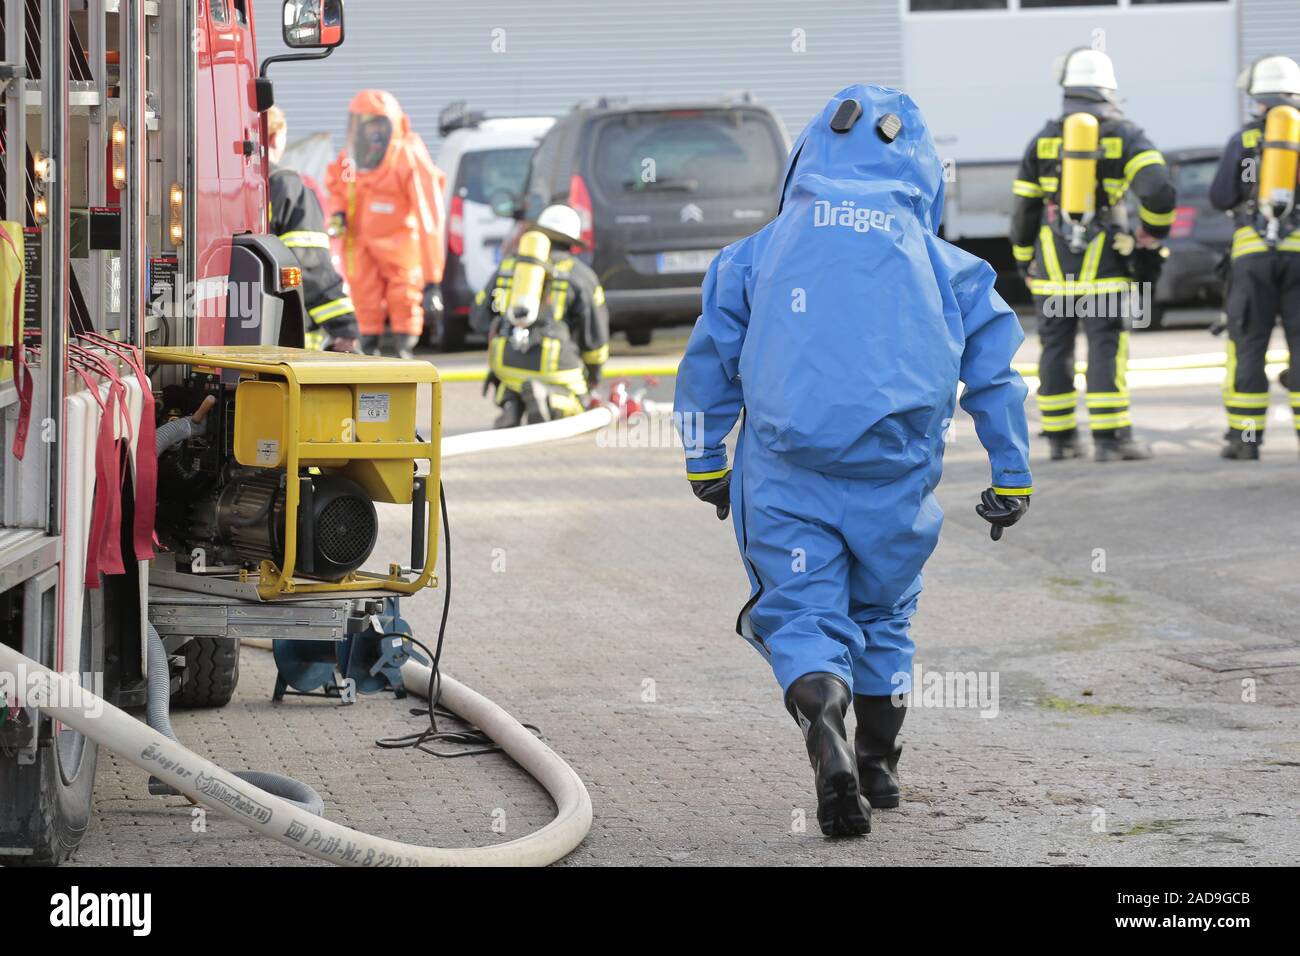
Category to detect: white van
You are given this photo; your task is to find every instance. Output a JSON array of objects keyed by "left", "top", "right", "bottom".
[{"left": 434, "top": 105, "right": 555, "bottom": 350}]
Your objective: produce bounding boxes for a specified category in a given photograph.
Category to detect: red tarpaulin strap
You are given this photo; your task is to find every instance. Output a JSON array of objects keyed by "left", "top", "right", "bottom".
[
  {"left": 1, "top": 228, "right": 32, "bottom": 460},
  {"left": 83, "top": 382, "right": 126, "bottom": 587},
  {"left": 81, "top": 333, "right": 156, "bottom": 561}
]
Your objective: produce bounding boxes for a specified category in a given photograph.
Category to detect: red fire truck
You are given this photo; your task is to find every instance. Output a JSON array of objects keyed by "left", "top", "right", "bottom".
[{"left": 0, "top": 0, "right": 444, "bottom": 865}]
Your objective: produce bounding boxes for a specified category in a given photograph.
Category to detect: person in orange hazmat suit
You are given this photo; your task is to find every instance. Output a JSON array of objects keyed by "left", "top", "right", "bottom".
[{"left": 326, "top": 90, "right": 446, "bottom": 359}]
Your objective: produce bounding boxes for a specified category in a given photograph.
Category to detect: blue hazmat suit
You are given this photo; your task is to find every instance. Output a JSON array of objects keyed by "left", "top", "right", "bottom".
[{"left": 674, "top": 85, "right": 1033, "bottom": 697}]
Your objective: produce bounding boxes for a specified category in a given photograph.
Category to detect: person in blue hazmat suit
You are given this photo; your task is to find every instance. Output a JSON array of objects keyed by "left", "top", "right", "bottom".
[{"left": 675, "top": 85, "right": 1034, "bottom": 837}]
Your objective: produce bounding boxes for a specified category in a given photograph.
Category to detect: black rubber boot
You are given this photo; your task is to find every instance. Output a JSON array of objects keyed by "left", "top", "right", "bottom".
[
  {"left": 1047, "top": 429, "right": 1083, "bottom": 461},
  {"left": 360, "top": 335, "right": 383, "bottom": 356},
  {"left": 853, "top": 695, "right": 906, "bottom": 809},
  {"left": 1221, "top": 430, "right": 1261, "bottom": 460},
  {"left": 1094, "top": 427, "right": 1151, "bottom": 462},
  {"left": 785, "top": 673, "right": 871, "bottom": 837}
]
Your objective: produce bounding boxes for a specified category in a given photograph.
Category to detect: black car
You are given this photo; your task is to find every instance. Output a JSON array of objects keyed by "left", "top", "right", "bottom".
[
  {"left": 515, "top": 95, "right": 789, "bottom": 344},
  {"left": 1152, "top": 147, "right": 1235, "bottom": 318}
]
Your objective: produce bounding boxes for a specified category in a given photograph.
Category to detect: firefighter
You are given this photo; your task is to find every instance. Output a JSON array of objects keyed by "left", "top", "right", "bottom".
[
  {"left": 472, "top": 204, "right": 610, "bottom": 429},
  {"left": 675, "top": 86, "right": 1033, "bottom": 837},
  {"left": 266, "top": 106, "right": 358, "bottom": 352},
  {"left": 1209, "top": 56, "right": 1300, "bottom": 460},
  {"left": 1011, "top": 49, "right": 1177, "bottom": 462},
  {"left": 325, "top": 90, "right": 446, "bottom": 359}
]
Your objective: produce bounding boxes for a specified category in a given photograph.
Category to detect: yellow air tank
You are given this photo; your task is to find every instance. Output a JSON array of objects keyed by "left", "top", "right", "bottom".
[
  {"left": 1060, "top": 112, "right": 1100, "bottom": 225},
  {"left": 506, "top": 230, "right": 552, "bottom": 328},
  {"left": 1259, "top": 104, "right": 1300, "bottom": 240}
]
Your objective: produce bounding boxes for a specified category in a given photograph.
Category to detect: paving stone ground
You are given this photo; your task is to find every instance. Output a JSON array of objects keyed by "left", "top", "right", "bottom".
[{"left": 72, "top": 321, "right": 1299, "bottom": 866}]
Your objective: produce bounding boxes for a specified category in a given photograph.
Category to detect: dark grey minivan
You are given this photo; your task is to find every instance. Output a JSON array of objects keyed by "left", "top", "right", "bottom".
[{"left": 515, "top": 96, "right": 789, "bottom": 345}]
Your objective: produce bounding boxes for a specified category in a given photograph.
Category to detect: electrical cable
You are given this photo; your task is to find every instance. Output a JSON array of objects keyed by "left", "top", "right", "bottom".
[{"left": 375, "top": 481, "right": 543, "bottom": 759}]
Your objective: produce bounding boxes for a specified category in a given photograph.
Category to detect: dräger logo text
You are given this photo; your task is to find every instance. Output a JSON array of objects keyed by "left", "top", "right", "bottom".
[
  {"left": 812, "top": 199, "right": 895, "bottom": 234},
  {"left": 50, "top": 886, "right": 151, "bottom": 936}
]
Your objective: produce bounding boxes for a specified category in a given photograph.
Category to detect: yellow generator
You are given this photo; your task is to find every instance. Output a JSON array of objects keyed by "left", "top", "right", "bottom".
[{"left": 147, "top": 347, "right": 440, "bottom": 602}]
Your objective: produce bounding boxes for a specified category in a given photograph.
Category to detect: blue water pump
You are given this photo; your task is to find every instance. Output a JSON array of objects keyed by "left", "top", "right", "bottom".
[{"left": 272, "top": 597, "right": 427, "bottom": 702}]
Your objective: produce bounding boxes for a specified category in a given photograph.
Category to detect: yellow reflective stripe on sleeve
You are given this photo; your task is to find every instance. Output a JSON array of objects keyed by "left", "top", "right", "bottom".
[
  {"left": 1038, "top": 176, "right": 1059, "bottom": 194},
  {"left": 308, "top": 296, "right": 355, "bottom": 324},
  {"left": 1013, "top": 179, "right": 1044, "bottom": 199},
  {"left": 992, "top": 486, "right": 1032, "bottom": 497},
  {"left": 279, "top": 230, "right": 332, "bottom": 249},
  {"left": 581, "top": 344, "right": 610, "bottom": 365},
  {"left": 688, "top": 468, "right": 730, "bottom": 481},
  {"left": 1138, "top": 205, "right": 1176, "bottom": 227},
  {"left": 1011, "top": 244, "right": 1035, "bottom": 263},
  {"left": 1123, "top": 150, "right": 1165, "bottom": 181}
]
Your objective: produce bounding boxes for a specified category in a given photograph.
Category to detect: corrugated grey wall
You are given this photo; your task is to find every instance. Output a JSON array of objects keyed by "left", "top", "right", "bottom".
[
  {"left": 1239, "top": 0, "right": 1300, "bottom": 120},
  {"left": 252, "top": 0, "right": 903, "bottom": 150}
]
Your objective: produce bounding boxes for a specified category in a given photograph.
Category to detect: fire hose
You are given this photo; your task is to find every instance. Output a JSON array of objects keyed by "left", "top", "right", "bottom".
[{"left": 0, "top": 408, "right": 615, "bottom": 866}]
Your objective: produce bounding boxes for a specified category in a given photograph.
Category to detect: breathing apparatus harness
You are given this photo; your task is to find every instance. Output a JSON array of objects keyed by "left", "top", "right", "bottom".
[{"left": 1250, "top": 104, "right": 1300, "bottom": 246}]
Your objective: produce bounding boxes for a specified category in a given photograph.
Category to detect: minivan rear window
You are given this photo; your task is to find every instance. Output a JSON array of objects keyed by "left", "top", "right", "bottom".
[
  {"left": 593, "top": 110, "right": 783, "bottom": 200},
  {"left": 455, "top": 147, "right": 535, "bottom": 206}
]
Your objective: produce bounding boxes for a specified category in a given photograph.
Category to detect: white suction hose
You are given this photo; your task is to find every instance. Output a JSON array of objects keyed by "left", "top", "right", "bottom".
[
  {"left": 0, "top": 642, "right": 591, "bottom": 866},
  {"left": 441, "top": 406, "right": 613, "bottom": 459}
]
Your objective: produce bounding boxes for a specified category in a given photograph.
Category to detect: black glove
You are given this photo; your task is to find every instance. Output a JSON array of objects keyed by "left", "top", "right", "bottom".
[
  {"left": 585, "top": 363, "right": 602, "bottom": 389},
  {"left": 975, "top": 487, "right": 1030, "bottom": 542},
  {"left": 690, "top": 471, "right": 731, "bottom": 520},
  {"left": 482, "top": 370, "right": 499, "bottom": 398}
]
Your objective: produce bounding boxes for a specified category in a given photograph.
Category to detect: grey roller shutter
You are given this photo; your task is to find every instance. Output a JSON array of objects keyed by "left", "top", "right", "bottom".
[
  {"left": 1238, "top": 0, "right": 1300, "bottom": 119},
  {"left": 253, "top": 0, "right": 903, "bottom": 149}
]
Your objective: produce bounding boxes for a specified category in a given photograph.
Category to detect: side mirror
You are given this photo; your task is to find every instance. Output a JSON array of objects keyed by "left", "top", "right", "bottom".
[{"left": 282, "top": 0, "right": 345, "bottom": 50}]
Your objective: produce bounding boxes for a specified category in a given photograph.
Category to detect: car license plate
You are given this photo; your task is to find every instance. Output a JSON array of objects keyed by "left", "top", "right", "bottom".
[{"left": 657, "top": 249, "right": 718, "bottom": 274}]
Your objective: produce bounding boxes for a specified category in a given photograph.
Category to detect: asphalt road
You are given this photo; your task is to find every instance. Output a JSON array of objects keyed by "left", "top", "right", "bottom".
[{"left": 73, "top": 312, "right": 1299, "bottom": 866}]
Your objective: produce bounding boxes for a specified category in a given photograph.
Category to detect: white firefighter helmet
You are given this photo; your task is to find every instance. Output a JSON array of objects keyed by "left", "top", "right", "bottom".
[
  {"left": 1055, "top": 48, "right": 1118, "bottom": 93},
  {"left": 535, "top": 204, "right": 584, "bottom": 247},
  {"left": 1238, "top": 56, "right": 1300, "bottom": 102}
]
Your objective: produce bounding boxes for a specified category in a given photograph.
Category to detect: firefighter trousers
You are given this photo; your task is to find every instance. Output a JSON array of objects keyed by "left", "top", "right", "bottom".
[
  {"left": 1030, "top": 227, "right": 1135, "bottom": 435},
  {"left": 1223, "top": 249, "right": 1300, "bottom": 442}
]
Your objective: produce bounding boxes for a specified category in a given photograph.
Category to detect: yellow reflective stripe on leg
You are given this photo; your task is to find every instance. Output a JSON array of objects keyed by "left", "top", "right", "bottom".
[
  {"left": 1036, "top": 391, "right": 1079, "bottom": 411},
  {"left": 1115, "top": 331, "right": 1130, "bottom": 394},
  {"left": 1222, "top": 338, "right": 1237, "bottom": 406},
  {"left": 1088, "top": 411, "right": 1133, "bottom": 429},
  {"left": 1041, "top": 416, "right": 1079, "bottom": 432},
  {"left": 1227, "top": 414, "right": 1266, "bottom": 431}
]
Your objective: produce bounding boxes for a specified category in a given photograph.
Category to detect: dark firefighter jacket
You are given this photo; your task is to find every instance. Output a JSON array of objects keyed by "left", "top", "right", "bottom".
[
  {"left": 1009, "top": 96, "right": 1177, "bottom": 271},
  {"left": 269, "top": 164, "right": 358, "bottom": 344},
  {"left": 473, "top": 252, "right": 610, "bottom": 396},
  {"left": 1210, "top": 118, "right": 1300, "bottom": 258}
]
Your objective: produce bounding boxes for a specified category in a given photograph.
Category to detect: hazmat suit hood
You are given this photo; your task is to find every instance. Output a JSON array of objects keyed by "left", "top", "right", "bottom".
[
  {"left": 346, "top": 89, "right": 411, "bottom": 173},
  {"left": 779, "top": 84, "right": 947, "bottom": 233}
]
